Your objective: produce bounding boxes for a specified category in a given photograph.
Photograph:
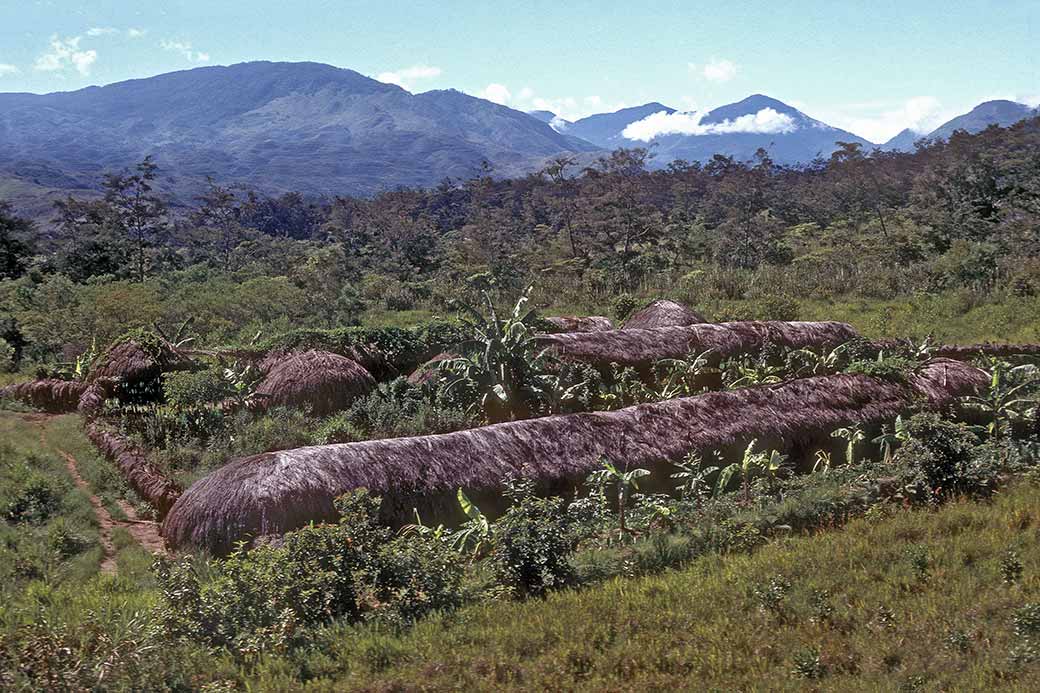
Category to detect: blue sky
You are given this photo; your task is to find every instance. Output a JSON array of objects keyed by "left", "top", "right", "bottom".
[{"left": 1, "top": 0, "right": 1036, "bottom": 142}]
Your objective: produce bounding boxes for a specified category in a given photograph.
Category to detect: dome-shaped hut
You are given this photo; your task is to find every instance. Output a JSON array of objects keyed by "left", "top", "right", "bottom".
[
  {"left": 623, "top": 299, "right": 708, "bottom": 330},
  {"left": 251, "top": 350, "right": 376, "bottom": 416}
]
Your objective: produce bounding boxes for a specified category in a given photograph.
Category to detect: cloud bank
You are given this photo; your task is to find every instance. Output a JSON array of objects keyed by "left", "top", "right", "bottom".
[
  {"left": 622, "top": 107, "right": 797, "bottom": 141},
  {"left": 377, "top": 64, "right": 442, "bottom": 90},
  {"left": 0, "top": 63, "right": 19, "bottom": 76},
  {"left": 160, "top": 40, "right": 210, "bottom": 64},
  {"left": 692, "top": 57, "right": 738, "bottom": 83}
]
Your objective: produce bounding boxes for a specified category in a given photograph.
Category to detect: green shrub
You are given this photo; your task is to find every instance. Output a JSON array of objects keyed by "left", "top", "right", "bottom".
[
  {"left": 4, "top": 467, "right": 63, "bottom": 524},
  {"left": 0, "top": 337, "right": 15, "bottom": 372},
  {"left": 311, "top": 412, "right": 361, "bottom": 445},
  {"left": 894, "top": 413, "right": 991, "bottom": 500},
  {"left": 491, "top": 480, "right": 577, "bottom": 597},
  {"left": 153, "top": 490, "right": 463, "bottom": 658},
  {"left": 163, "top": 368, "right": 230, "bottom": 407},
  {"left": 613, "top": 293, "right": 638, "bottom": 322}
]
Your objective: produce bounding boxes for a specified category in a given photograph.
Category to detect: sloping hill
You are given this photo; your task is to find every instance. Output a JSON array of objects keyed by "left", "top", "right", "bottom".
[
  {"left": 0, "top": 61, "right": 600, "bottom": 208},
  {"left": 884, "top": 100, "right": 1037, "bottom": 151}
]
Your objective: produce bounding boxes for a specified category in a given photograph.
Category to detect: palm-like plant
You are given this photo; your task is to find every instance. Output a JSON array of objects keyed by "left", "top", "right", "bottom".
[
  {"left": 670, "top": 451, "right": 720, "bottom": 504},
  {"left": 872, "top": 415, "right": 910, "bottom": 463},
  {"left": 441, "top": 285, "right": 557, "bottom": 422},
  {"left": 831, "top": 424, "right": 866, "bottom": 465},
  {"left": 962, "top": 357, "right": 1039, "bottom": 438},
  {"left": 652, "top": 350, "right": 717, "bottom": 399},
  {"left": 448, "top": 489, "right": 491, "bottom": 555},
  {"left": 715, "top": 439, "right": 786, "bottom": 503},
  {"left": 589, "top": 458, "right": 651, "bottom": 535}
]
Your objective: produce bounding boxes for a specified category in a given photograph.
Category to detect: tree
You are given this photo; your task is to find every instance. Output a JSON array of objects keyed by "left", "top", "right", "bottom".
[
  {"left": 102, "top": 156, "right": 168, "bottom": 281},
  {"left": 192, "top": 179, "right": 247, "bottom": 271},
  {"left": 0, "top": 201, "right": 34, "bottom": 280}
]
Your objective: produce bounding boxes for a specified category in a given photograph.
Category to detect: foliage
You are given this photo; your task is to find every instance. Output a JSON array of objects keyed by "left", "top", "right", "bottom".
[
  {"left": 894, "top": 412, "right": 992, "bottom": 500},
  {"left": 490, "top": 480, "right": 577, "bottom": 597}
]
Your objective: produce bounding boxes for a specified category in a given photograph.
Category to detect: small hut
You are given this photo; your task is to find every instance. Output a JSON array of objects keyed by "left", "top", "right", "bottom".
[
  {"left": 623, "top": 299, "right": 708, "bottom": 330},
  {"left": 544, "top": 316, "right": 616, "bottom": 333},
  {"left": 250, "top": 350, "right": 376, "bottom": 416},
  {"left": 163, "top": 358, "right": 985, "bottom": 554},
  {"left": 89, "top": 336, "right": 195, "bottom": 385}
]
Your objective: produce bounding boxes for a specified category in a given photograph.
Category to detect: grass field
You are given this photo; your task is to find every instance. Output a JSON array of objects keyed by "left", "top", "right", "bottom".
[{"left": 237, "top": 483, "right": 1040, "bottom": 692}]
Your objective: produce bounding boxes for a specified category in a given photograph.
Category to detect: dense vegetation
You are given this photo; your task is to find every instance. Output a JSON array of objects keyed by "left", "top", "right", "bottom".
[{"left": 1, "top": 117, "right": 1039, "bottom": 371}]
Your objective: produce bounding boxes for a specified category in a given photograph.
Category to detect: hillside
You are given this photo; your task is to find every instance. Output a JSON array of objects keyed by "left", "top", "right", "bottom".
[
  {"left": 884, "top": 99, "right": 1037, "bottom": 151},
  {"left": 0, "top": 61, "right": 600, "bottom": 211}
]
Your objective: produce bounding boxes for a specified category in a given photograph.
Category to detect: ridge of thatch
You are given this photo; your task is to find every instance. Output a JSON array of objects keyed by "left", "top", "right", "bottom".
[
  {"left": 85, "top": 424, "right": 182, "bottom": 517},
  {"left": 544, "top": 316, "right": 616, "bottom": 333},
  {"left": 249, "top": 349, "right": 376, "bottom": 416},
  {"left": 76, "top": 378, "right": 116, "bottom": 418},
  {"left": 0, "top": 379, "right": 88, "bottom": 413},
  {"left": 536, "top": 320, "right": 860, "bottom": 370},
  {"left": 162, "top": 358, "right": 985, "bottom": 554},
  {"left": 623, "top": 299, "right": 708, "bottom": 330},
  {"left": 406, "top": 351, "right": 458, "bottom": 386}
]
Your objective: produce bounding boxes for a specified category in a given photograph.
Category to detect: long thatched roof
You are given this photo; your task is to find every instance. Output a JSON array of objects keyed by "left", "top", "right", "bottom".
[
  {"left": 544, "top": 316, "right": 616, "bottom": 333},
  {"left": 250, "top": 350, "right": 376, "bottom": 416},
  {"left": 0, "top": 379, "right": 88, "bottom": 413},
  {"left": 623, "top": 299, "right": 708, "bottom": 330},
  {"left": 162, "top": 358, "right": 985, "bottom": 554},
  {"left": 536, "top": 320, "right": 860, "bottom": 369},
  {"left": 86, "top": 424, "right": 182, "bottom": 516}
]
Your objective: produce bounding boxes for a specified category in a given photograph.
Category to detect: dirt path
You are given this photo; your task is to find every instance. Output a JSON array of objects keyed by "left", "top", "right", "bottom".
[{"left": 31, "top": 416, "right": 166, "bottom": 573}]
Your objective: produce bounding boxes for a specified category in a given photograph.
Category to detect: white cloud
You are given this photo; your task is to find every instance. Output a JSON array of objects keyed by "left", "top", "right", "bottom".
[
  {"left": 622, "top": 108, "right": 797, "bottom": 141},
  {"left": 34, "top": 35, "right": 97, "bottom": 75},
  {"left": 0, "top": 63, "right": 19, "bottom": 76},
  {"left": 376, "top": 64, "right": 442, "bottom": 90},
  {"left": 813, "top": 96, "right": 953, "bottom": 143},
  {"left": 690, "top": 57, "right": 738, "bottom": 83},
  {"left": 127, "top": 28, "right": 147, "bottom": 39},
  {"left": 160, "top": 39, "right": 210, "bottom": 63},
  {"left": 481, "top": 83, "right": 512, "bottom": 105},
  {"left": 548, "top": 116, "right": 570, "bottom": 132},
  {"left": 86, "top": 27, "right": 118, "bottom": 37}
]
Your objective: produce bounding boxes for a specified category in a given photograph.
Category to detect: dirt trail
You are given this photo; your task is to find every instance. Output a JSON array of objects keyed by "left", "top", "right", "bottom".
[{"left": 31, "top": 415, "right": 166, "bottom": 573}]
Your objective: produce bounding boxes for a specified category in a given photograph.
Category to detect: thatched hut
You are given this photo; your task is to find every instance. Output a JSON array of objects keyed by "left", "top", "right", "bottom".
[
  {"left": 623, "top": 299, "right": 708, "bottom": 330},
  {"left": 163, "top": 358, "right": 985, "bottom": 554},
  {"left": 89, "top": 337, "right": 194, "bottom": 385},
  {"left": 406, "top": 351, "right": 458, "bottom": 387},
  {"left": 76, "top": 378, "right": 116, "bottom": 418},
  {"left": 544, "top": 316, "right": 616, "bottom": 333},
  {"left": 249, "top": 350, "right": 376, "bottom": 416},
  {"left": 0, "top": 379, "right": 88, "bottom": 413},
  {"left": 86, "top": 424, "right": 182, "bottom": 516},
  {"left": 536, "top": 320, "right": 860, "bottom": 371}
]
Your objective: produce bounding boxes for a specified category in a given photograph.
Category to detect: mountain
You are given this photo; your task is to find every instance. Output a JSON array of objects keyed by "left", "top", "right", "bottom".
[
  {"left": 565, "top": 103, "right": 676, "bottom": 149},
  {"left": 571, "top": 95, "right": 871, "bottom": 166},
  {"left": 884, "top": 100, "right": 1037, "bottom": 151},
  {"left": 0, "top": 61, "right": 600, "bottom": 212}
]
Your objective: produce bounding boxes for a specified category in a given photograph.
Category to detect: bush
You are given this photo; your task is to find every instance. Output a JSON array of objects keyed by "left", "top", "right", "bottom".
[
  {"left": 153, "top": 490, "right": 463, "bottom": 658},
  {"left": 894, "top": 413, "right": 991, "bottom": 500},
  {"left": 491, "top": 480, "right": 577, "bottom": 597},
  {"left": 613, "top": 293, "right": 638, "bottom": 322},
  {"left": 163, "top": 368, "right": 230, "bottom": 407},
  {"left": 0, "top": 337, "right": 15, "bottom": 372},
  {"left": 4, "top": 467, "right": 63, "bottom": 524}
]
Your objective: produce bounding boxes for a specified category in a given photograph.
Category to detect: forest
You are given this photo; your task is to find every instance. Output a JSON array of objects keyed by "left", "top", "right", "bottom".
[{"left": 0, "top": 116, "right": 1039, "bottom": 691}]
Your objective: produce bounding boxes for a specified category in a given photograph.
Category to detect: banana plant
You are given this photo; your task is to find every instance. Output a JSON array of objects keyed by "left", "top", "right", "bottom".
[
  {"left": 792, "top": 342, "right": 849, "bottom": 376},
  {"left": 962, "top": 357, "right": 1039, "bottom": 438},
  {"left": 670, "top": 451, "right": 720, "bottom": 504},
  {"left": 831, "top": 424, "right": 866, "bottom": 465},
  {"left": 652, "top": 349, "right": 717, "bottom": 398},
  {"left": 448, "top": 488, "right": 491, "bottom": 556},
  {"left": 589, "top": 458, "right": 650, "bottom": 535},
  {"left": 872, "top": 415, "right": 910, "bottom": 463},
  {"left": 715, "top": 439, "right": 779, "bottom": 503},
  {"left": 812, "top": 450, "right": 833, "bottom": 474},
  {"left": 441, "top": 285, "right": 557, "bottom": 422}
]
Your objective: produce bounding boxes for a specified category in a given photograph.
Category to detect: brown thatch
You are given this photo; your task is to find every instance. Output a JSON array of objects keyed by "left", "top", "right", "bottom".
[
  {"left": 76, "top": 378, "right": 116, "bottom": 419},
  {"left": 250, "top": 350, "right": 376, "bottom": 416},
  {"left": 0, "top": 379, "right": 88, "bottom": 413},
  {"left": 162, "top": 358, "right": 985, "bottom": 554},
  {"left": 89, "top": 338, "right": 194, "bottom": 385},
  {"left": 85, "top": 424, "right": 182, "bottom": 517},
  {"left": 871, "top": 339, "right": 1040, "bottom": 361},
  {"left": 406, "top": 351, "right": 458, "bottom": 386},
  {"left": 623, "top": 299, "right": 708, "bottom": 330},
  {"left": 537, "top": 320, "right": 860, "bottom": 370},
  {"left": 544, "top": 316, "right": 616, "bottom": 333}
]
